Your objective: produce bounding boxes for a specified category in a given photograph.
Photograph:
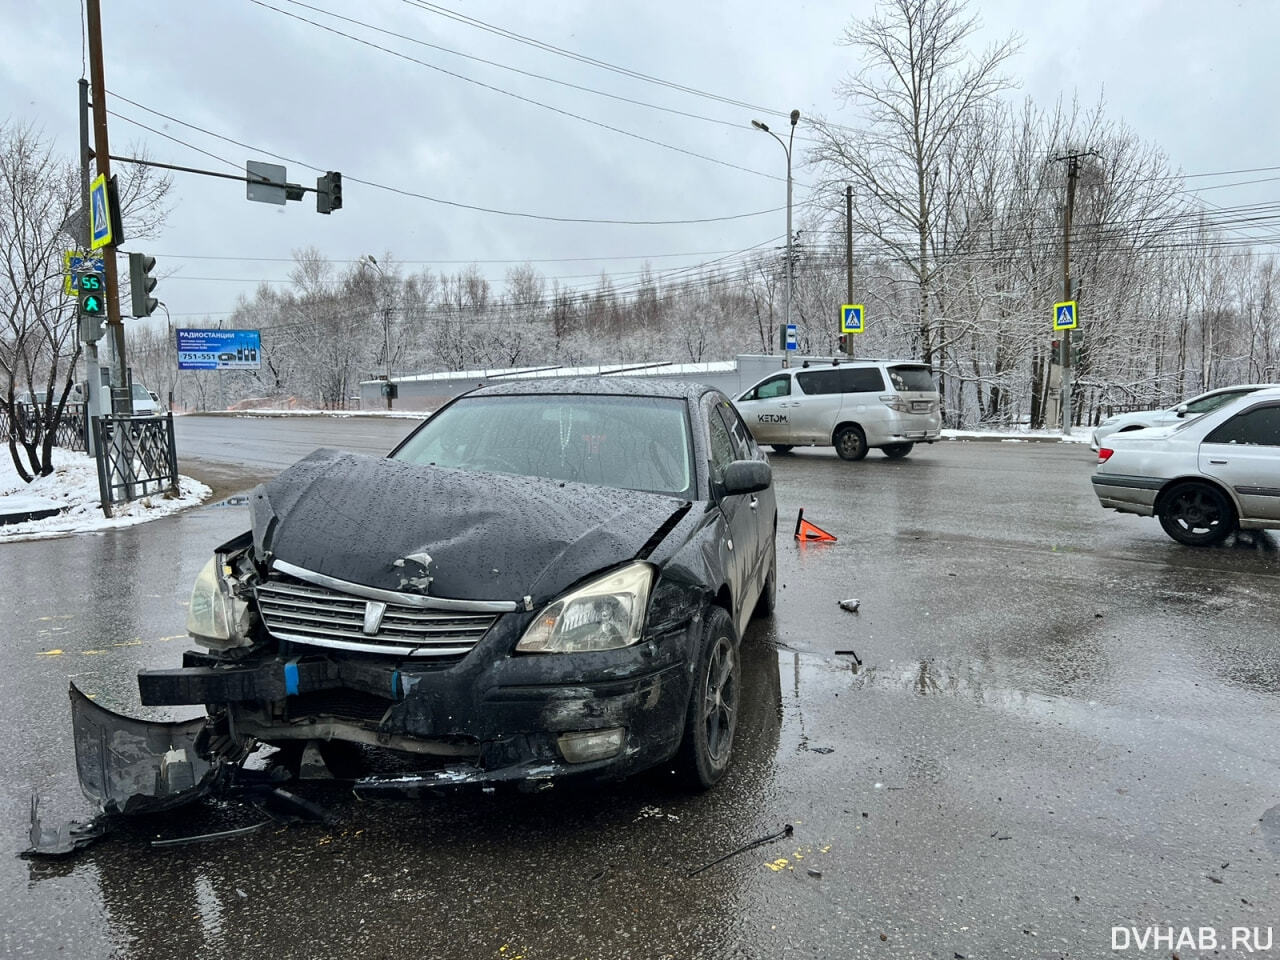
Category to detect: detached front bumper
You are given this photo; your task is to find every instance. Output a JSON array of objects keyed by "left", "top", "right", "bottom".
[{"left": 137, "top": 628, "right": 695, "bottom": 788}]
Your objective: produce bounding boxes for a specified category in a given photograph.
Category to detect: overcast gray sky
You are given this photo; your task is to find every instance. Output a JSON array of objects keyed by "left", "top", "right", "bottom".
[{"left": 3, "top": 0, "right": 1277, "bottom": 324}]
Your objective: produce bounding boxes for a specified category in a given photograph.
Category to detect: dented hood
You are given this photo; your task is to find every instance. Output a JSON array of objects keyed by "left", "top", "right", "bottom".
[{"left": 252, "top": 449, "right": 687, "bottom": 603}]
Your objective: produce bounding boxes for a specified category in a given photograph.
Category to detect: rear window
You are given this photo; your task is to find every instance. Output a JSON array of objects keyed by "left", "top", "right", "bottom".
[{"left": 887, "top": 365, "right": 936, "bottom": 393}]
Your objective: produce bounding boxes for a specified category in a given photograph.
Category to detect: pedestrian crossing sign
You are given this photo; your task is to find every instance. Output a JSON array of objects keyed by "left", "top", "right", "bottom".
[
  {"left": 841, "top": 304, "right": 865, "bottom": 334},
  {"left": 1052, "top": 300, "right": 1078, "bottom": 331},
  {"left": 90, "top": 173, "right": 113, "bottom": 250}
]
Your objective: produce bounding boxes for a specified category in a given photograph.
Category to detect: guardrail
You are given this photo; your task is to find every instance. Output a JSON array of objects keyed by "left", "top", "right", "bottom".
[
  {"left": 93, "top": 413, "right": 179, "bottom": 515},
  {"left": 1, "top": 402, "right": 90, "bottom": 453}
]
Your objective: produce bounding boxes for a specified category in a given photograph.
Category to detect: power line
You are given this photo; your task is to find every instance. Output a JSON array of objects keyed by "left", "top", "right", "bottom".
[
  {"left": 246, "top": 0, "right": 791, "bottom": 185},
  {"left": 144, "top": 246, "right": 760, "bottom": 265},
  {"left": 398, "top": 0, "right": 793, "bottom": 121},
  {"left": 107, "top": 94, "right": 784, "bottom": 226},
  {"left": 273, "top": 0, "right": 758, "bottom": 135}
]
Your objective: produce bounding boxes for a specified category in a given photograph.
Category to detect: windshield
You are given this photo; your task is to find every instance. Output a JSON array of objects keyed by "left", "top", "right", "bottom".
[
  {"left": 393, "top": 394, "right": 695, "bottom": 498},
  {"left": 1184, "top": 389, "right": 1252, "bottom": 415}
]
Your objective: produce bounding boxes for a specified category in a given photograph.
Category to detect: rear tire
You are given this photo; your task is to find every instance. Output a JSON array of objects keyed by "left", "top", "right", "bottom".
[
  {"left": 770, "top": 444, "right": 794, "bottom": 454},
  {"left": 1158, "top": 482, "right": 1236, "bottom": 546},
  {"left": 881, "top": 443, "right": 914, "bottom": 459},
  {"left": 676, "top": 606, "right": 740, "bottom": 789},
  {"left": 834, "top": 425, "right": 868, "bottom": 461}
]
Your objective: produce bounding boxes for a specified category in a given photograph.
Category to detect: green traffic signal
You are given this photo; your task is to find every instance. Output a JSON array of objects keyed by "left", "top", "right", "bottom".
[{"left": 78, "top": 271, "right": 106, "bottom": 316}]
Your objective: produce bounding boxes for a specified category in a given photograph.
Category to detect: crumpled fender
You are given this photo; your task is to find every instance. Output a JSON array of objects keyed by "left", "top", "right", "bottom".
[{"left": 69, "top": 682, "right": 219, "bottom": 815}]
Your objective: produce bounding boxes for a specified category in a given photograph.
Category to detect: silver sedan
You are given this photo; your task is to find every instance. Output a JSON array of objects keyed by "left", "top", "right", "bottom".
[
  {"left": 1090, "top": 384, "right": 1276, "bottom": 450},
  {"left": 1091, "top": 386, "right": 1280, "bottom": 545}
]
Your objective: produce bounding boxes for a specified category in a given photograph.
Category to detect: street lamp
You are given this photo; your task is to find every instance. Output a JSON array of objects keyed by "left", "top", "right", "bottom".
[
  {"left": 752, "top": 109, "right": 800, "bottom": 367},
  {"left": 361, "top": 254, "right": 393, "bottom": 409}
]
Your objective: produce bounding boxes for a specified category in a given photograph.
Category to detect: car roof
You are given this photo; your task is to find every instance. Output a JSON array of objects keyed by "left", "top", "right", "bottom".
[{"left": 466, "top": 375, "right": 714, "bottom": 401}]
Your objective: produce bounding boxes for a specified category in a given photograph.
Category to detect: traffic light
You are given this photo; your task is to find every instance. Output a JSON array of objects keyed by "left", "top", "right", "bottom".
[
  {"left": 78, "top": 270, "right": 106, "bottom": 342},
  {"left": 838, "top": 334, "right": 847, "bottom": 353},
  {"left": 316, "top": 171, "right": 343, "bottom": 214},
  {"left": 129, "top": 252, "right": 158, "bottom": 317}
]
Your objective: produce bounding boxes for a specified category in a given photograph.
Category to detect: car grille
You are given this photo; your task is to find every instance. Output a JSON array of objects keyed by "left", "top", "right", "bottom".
[{"left": 256, "top": 576, "right": 499, "bottom": 659}]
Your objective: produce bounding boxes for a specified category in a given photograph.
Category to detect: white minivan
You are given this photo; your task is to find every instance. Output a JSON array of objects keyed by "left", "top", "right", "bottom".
[{"left": 734, "top": 359, "right": 941, "bottom": 460}]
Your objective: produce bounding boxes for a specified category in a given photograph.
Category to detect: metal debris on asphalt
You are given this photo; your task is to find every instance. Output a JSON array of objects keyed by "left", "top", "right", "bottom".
[
  {"left": 687, "top": 823, "right": 794, "bottom": 878},
  {"left": 150, "top": 820, "right": 270, "bottom": 848},
  {"left": 838, "top": 598, "right": 861, "bottom": 613}
]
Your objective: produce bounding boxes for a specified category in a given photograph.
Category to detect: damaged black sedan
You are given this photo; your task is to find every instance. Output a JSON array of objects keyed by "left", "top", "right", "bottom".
[{"left": 87, "top": 378, "right": 777, "bottom": 803}]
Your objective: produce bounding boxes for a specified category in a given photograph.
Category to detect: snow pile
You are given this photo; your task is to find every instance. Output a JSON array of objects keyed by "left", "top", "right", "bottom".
[{"left": 0, "top": 447, "right": 211, "bottom": 542}]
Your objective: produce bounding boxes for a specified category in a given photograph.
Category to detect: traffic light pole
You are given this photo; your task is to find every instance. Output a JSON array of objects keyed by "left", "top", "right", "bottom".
[
  {"left": 85, "top": 0, "right": 132, "bottom": 416},
  {"left": 78, "top": 78, "right": 103, "bottom": 453}
]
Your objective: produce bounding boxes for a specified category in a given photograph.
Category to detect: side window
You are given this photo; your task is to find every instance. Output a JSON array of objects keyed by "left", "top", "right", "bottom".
[
  {"left": 751, "top": 375, "right": 791, "bottom": 400},
  {"left": 1204, "top": 405, "right": 1280, "bottom": 446},
  {"left": 796, "top": 370, "right": 842, "bottom": 395},
  {"left": 707, "top": 407, "right": 736, "bottom": 484},
  {"left": 719, "top": 402, "right": 757, "bottom": 460},
  {"left": 837, "top": 368, "right": 886, "bottom": 393}
]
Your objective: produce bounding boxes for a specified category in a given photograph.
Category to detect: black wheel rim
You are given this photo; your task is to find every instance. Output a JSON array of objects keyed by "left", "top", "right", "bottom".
[
  {"left": 838, "top": 433, "right": 860, "bottom": 457},
  {"left": 702, "top": 636, "right": 737, "bottom": 764},
  {"left": 1169, "top": 489, "right": 1224, "bottom": 534}
]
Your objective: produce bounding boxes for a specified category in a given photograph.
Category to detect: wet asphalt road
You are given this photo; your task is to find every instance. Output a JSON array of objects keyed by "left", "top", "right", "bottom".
[{"left": 3, "top": 417, "right": 1279, "bottom": 959}]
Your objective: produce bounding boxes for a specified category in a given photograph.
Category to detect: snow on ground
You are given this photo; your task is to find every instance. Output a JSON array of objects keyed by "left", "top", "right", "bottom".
[
  {"left": 0, "top": 447, "right": 211, "bottom": 543},
  {"left": 942, "top": 427, "right": 1093, "bottom": 444}
]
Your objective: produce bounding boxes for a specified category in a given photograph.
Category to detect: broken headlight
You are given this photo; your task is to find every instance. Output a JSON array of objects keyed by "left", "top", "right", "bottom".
[
  {"left": 186, "top": 553, "right": 255, "bottom": 649},
  {"left": 516, "top": 563, "right": 654, "bottom": 654}
]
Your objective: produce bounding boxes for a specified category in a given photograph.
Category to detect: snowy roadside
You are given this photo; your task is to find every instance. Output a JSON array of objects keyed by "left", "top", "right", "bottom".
[
  {"left": 0, "top": 448, "right": 211, "bottom": 543},
  {"left": 942, "top": 427, "right": 1093, "bottom": 444}
]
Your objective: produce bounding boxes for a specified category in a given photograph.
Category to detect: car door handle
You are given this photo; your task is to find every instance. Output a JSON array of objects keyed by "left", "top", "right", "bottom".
[{"left": 1209, "top": 459, "right": 1228, "bottom": 465}]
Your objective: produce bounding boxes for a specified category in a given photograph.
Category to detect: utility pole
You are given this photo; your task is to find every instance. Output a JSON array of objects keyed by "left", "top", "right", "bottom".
[
  {"left": 1051, "top": 150, "right": 1094, "bottom": 434},
  {"left": 845, "top": 185, "right": 854, "bottom": 358},
  {"left": 85, "top": 0, "right": 132, "bottom": 415}
]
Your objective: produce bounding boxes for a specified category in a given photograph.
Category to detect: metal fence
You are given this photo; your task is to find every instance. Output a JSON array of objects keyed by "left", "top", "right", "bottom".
[
  {"left": 0, "top": 402, "right": 90, "bottom": 452},
  {"left": 93, "top": 413, "right": 179, "bottom": 514}
]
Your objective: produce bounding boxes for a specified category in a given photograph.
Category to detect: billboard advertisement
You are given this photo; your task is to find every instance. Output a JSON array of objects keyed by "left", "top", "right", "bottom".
[{"left": 176, "top": 329, "right": 261, "bottom": 370}]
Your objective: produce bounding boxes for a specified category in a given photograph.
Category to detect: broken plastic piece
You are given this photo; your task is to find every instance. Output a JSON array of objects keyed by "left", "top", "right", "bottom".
[
  {"left": 23, "top": 795, "right": 106, "bottom": 858},
  {"left": 838, "top": 598, "right": 861, "bottom": 613},
  {"left": 69, "top": 681, "right": 220, "bottom": 815}
]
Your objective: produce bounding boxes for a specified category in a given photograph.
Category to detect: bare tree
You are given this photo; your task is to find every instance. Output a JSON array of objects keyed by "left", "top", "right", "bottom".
[{"left": 810, "top": 0, "right": 1021, "bottom": 397}]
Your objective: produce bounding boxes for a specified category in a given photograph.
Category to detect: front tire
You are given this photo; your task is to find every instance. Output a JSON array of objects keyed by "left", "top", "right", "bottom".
[
  {"left": 881, "top": 442, "right": 914, "bottom": 459},
  {"left": 834, "top": 425, "right": 868, "bottom": 461},
  {"left": 677, "top": 607, "right": 740, "bottom": 789},
  {"left": 1158, "top": 482, "right": 1236, "bottom": 546}
]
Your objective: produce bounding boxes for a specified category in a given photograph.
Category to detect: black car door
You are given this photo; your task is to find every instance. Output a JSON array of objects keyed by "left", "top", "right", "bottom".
[{"left": 704, "top": 396, "right": 757, "bottom": 637}]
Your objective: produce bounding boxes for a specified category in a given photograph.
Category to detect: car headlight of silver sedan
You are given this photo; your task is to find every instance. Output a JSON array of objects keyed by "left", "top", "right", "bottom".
[{"left": 517, "top": 562, "right": 654, "bottom": 653}]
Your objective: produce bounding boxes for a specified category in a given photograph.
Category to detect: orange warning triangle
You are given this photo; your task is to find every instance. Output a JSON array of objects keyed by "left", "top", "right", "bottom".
[{"left": 793, "top": 508, "right": 837, "bottom": 543}]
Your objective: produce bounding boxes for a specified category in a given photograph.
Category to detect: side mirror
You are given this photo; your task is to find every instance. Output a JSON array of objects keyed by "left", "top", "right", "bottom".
[
  {"left": 1175, "top": 403, "right": 1189, "bottom": 418},
  {"left": 722, "top": 459, "right": 771, "bottom": 496}
]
